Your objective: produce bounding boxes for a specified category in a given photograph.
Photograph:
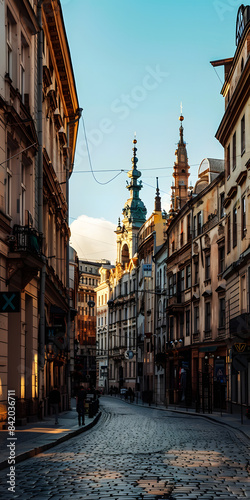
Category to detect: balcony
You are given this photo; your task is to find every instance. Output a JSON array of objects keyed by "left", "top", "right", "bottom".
[
  {"left": 166, "top": 296, "right": 184, "bottom": 315},
  {"left": 7, "top": 225, "right": 43, "bottom": 288},
  {"left": 110, "top": 347, "right": 125, "bottom": 361},
  {"left": 11, "top": 225, "right": 43, "bottom": 254},
  {"left": 202, "top": 213, "right": 219, "bottom": 233}
]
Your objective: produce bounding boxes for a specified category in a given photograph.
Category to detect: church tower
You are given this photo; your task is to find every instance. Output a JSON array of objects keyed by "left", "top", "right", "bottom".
[
  {"left": 171, "top": 112, "right": 190, "bottom": 211},
  {"left": 115, "top": 136, "right": 147, "bottom": 266}
]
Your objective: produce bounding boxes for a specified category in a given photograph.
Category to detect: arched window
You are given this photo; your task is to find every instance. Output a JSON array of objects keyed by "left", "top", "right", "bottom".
[{"left": 121, "top": 244, "right": 129, "bottom": 266}]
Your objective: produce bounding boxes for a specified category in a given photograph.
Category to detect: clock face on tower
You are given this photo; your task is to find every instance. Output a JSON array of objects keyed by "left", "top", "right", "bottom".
[{"left": 236, "top": 5, "right": 245, "bottom": 46}]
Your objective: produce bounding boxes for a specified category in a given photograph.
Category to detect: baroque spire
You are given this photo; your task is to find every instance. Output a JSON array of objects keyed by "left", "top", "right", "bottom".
[
  {"left": 122, "top": 134, "right": 147, "bottom": 228},
  {"left": 171, "top": 109, "right": 190, "bottom": 211}
]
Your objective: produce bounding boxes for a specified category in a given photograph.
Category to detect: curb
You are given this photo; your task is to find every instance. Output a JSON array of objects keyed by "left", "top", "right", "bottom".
[
  {"left": 0, "top": 411, "right": 101, "bottom": 471},
  {"left": 164, "top": 407, "right": 250, "bottom": 441}
]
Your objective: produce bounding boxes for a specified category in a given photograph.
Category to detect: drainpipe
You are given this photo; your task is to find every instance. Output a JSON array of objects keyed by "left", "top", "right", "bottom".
[
  {"left": 66, "top": 108, "right": 82, "bottom": 407},
  {"left": 152, "top": 231, "right": 157, "bottom": 405},
  {"left": 37, "top": 1, "right": 46, "bottom": 410}
]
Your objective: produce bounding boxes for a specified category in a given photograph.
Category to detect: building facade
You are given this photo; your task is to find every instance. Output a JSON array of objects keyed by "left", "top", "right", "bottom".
[
  {"left": 137, "top": 181, "right": 166, "bottom": 402},
  {"left": 212, "top": 4, "right": 250, "bottom": 412},
  {"left": 0, "top": 0, "right": 41, "bottom": 425},
  {"left": 95, "top": 263, "right": 114, "bottom": 392},
  {"left": 75, "top": 259, "right": 103, "bottom": 390},
  {"left": 94, "top": 6, "right": 250, "bottom": 415},
  {"left": 0, "top": 0, "right": 79, "bottom": 424}
]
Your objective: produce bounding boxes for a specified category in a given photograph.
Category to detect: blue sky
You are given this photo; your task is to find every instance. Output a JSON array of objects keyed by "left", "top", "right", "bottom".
[{"left": 62, "top": 0, "right": 241, "bottom": 261}]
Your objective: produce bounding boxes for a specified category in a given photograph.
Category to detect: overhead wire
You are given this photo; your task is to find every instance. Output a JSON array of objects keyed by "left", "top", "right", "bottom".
[
  {"left": 0, "top": 142, "right": 37, "bottom": 167},
  {"left": 81, "top": 116, "right": 125, "bottom": 185}
]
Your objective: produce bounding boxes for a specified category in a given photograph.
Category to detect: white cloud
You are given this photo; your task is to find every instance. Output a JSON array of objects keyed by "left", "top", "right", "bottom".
[
  {"left": 70, "top": 215, "right": 117, "bottom": 264},
  {"left": 161, "top": 191, "right": 171, "bottom": 213}
]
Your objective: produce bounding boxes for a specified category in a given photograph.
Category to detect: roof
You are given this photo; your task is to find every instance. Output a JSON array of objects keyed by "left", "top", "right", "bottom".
[{"left": 194, "top": 158, "right": 224, "bottom": 194}]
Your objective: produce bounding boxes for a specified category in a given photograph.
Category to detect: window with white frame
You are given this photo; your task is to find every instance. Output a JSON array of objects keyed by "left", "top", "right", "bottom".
[
  {"left": 233, "top": 132, "right": 236, "bottom": 170},
  {"left": 226, "top": 143, "right": 231, "bottom": 178},
  {"left": 233, "top": 205, "right": 237, "bottom": 248},
  {"left": 197, "top": 211, "right": 202, "bottom": 235},
  {"left": 180, "top": 268, "right": 185, "bottom": 291},
  {"left": 205, "top": 302, "right": 211, "bottom": 332},
  {"left": 242, "top": 196, "right": 246, "bottom": 238},
  {"left": 20, "top": 39, "right": 25, "bottom": 101},
  {"left": 218, "top": 245, "right": 225, "bottom": 274},
  {"left": 194, "top": 305, "right": 199, "bottom": 333},
  {"left": 7, "top": 18, "right": 13, "bottom": 79},
  {"left": 186, "top": 265, "right": 191, "bottom": 288},
  {"left": 20, "top": 162, "right": 26, "bottom": 225},
  {"left": 193, "top": 215, "right": 197, "bottom": 238},
  {"left": 240, "top": 274, "right": 247, "bottom": 313},
  {"left": 227, "top": 213, "right": 231, "bottom": 254},
  {"left": 186, "top": 310, "right": 190, "bottom": 336},
  {"left": 219, "top": 297, "right": 225, "bottom": 328},
  {"left": 173, "top": 273, "right": 176, "bottom": 295},
  {"left": 220, "top": 193, "right": 225, "bottom": 219},
  {"left": 6, "top": 11, "right": 17, "bottom": 84},
  {"left": 20, "top": 34, "right": 29, "bottom": 104},
  {"left": 241, "top": 115, "right": 245, "bottom": 155},
  {"left": 205, "top": 254, "right": 210, "bottom": 280},
  {"left": 169, "top": 275, "right": 173, "bottom": 297},
  {"left": 194, "top": 259, "right": 199, "bottom": 284}
]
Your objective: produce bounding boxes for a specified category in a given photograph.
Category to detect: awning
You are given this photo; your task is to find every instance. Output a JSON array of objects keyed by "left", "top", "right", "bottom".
[{"left": 199, "top": 346, "right": 217, "bottom": 353}]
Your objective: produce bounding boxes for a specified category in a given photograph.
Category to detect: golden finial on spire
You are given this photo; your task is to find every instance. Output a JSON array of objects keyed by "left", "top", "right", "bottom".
[
  {"left": 179, "top": 102, "right": 184, "bottom": 122},
  {"left": 133, "top": 131, "right": 137, "bottom": 144}
]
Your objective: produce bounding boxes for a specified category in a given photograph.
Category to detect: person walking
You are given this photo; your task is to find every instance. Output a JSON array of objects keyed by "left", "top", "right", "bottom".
[
  {"left": 49, "top": 386, "right": 61, "bottom": 424},
  {"left": 76, "top": 386, "right": 86, "bottom": 426}
]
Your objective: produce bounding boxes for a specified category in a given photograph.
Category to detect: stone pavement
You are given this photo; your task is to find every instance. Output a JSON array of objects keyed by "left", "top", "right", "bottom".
[
  {"left": 1, "top": 397, "right": 248, "bottom": 500},
  {"left": 0, "top": 399, "right": 101, "bottom": 471},
  {"left": 0, "top": 395, "right": 249, "bottom": 473},
  {"left": 115, "top": 394, "right": 250, "bottom": 440}
]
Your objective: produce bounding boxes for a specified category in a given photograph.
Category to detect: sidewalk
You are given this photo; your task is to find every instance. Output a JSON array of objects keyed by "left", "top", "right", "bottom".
[
  {"left": 0, "top": 399, "right": 101, "bottom": 471},
  {"left": 120, "top": 396, "right": 250, "bottom": 440}
]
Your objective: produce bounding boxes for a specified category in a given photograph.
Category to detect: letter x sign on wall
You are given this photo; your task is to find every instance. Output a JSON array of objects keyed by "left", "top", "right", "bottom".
[{"left": 0, "top": 292, "right": 20, "bottom": 313}]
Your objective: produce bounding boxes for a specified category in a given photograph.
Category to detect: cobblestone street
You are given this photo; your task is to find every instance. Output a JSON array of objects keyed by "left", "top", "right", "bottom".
[{"left": 0, "top": 397, "right": 249, "bottom": 499}]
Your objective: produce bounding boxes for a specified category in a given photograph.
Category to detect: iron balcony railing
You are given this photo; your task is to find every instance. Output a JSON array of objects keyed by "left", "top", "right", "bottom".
[{"left": 11, "top": 225, "right": 43, "bottom": 255}]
